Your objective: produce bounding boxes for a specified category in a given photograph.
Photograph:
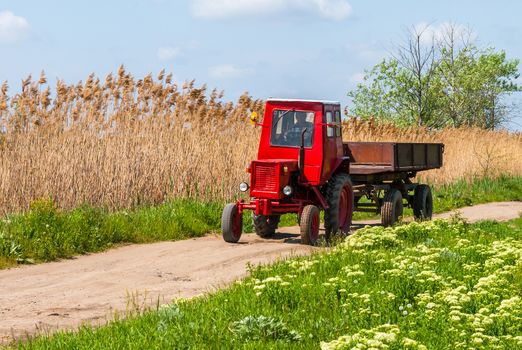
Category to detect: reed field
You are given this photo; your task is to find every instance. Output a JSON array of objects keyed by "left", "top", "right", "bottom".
[{"left": 0, "top": 68, "right": 521, "bottom": 215}]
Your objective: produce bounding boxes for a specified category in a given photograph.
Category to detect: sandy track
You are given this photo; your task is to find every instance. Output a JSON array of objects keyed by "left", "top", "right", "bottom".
[{"left": 1, "top": 201, "right": 521, "bottom": 343}]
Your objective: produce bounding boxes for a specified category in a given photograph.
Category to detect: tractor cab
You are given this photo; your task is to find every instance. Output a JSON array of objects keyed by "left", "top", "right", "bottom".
[{"left": 255, "top": 99, "right": 347, "bottom": 187}]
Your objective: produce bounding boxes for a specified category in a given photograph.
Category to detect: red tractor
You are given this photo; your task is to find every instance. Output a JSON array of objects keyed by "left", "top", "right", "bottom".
[{"left": 222, "top": 99, "right": 443, "bottom": 245}]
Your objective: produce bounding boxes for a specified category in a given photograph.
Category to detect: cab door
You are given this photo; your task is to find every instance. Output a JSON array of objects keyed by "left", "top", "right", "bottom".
[{"left": 321, "top": 104, "right": 343, "bottom": 183}]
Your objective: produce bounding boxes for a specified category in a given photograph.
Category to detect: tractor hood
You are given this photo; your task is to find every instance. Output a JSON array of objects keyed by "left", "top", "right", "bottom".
[{"left": 248, "top": 159, "right": 298, "bottom": 200}]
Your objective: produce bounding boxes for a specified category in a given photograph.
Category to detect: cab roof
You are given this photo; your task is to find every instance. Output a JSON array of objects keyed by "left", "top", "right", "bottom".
[{"left": 267, "top": 98, "right": 340, "bottom": 105}]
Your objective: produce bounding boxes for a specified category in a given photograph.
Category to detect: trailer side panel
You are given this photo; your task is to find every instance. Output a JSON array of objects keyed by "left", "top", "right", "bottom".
[{"left": 346, "top": 142, "right": 443, "bottom": 176}]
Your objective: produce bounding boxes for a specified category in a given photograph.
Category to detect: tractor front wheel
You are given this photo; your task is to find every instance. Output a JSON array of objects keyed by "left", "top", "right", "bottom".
[
  {"left": 252, "top": 214, "right": 280, "bottom": 238},
  {"left": 300, "top": 205, "right": 320, "bottom": 246},
  {"left": 222, "top": 203, "right": 243, "bottom": 243}
]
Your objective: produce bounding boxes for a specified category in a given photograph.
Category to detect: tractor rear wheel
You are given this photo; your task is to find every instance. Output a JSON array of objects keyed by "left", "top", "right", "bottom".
[
  {"left": 413, "top": 184, "right": 433, "bottom": 220},
  {"left": 324, "top": 172, "right": 354, "bottom": 240},
  {"left": 300, "top": 205, "right": 320, "bottom": 246},
  {"left": 381, "top": 189, "right": 403, "bottom": 226},
  {"left": 252, "top": 214, "right": 280, "bottom": 238},
  {"left": 222, "top": 203, "right": 243, "bottom": 243}
]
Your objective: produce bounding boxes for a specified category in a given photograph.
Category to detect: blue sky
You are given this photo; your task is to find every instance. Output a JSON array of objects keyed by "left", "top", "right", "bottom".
[{"left": 1, "top": 0, "right": 521, "bottom": 130}]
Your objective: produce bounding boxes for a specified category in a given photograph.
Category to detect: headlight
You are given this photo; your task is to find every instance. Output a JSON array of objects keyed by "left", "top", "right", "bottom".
[
  {"left": 239, "top": 182, "right": 249, "bottom": 192},
  {"left": 283, "top": 185, "right": 293, "bottom": 196}
]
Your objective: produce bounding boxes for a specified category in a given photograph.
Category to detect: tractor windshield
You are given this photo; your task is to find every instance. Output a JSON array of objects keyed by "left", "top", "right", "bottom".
[{"left": 270, "top": 109, "right": 314, "bottom": 148}]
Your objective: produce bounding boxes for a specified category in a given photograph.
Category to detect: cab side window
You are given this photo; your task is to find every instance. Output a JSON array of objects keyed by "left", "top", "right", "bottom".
[
  {"left": 325, "top": 111, "right": 334, "bottom": 137},
  {"left": 335, "top": 110, "right": 341, "bottom": 137}
]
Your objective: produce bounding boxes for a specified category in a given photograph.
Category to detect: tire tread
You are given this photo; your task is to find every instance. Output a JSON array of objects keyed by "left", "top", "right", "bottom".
[
  {"left": 413, "top": 184, "right": 433, "bottom": 220},
  {"left": 381, "top": 189, "right": 403, "bottom": 227},
  {"left": 324, "top": 172, "right": 353, "bottom": 238},
  {"left": 252, "top": 214, "right": 280, "bottom": 238},
  {"left": 300, "top": 205, "right": 319, "bottom": 245},
  {"left": 222, "top": 203, "right": 242, "bottom": 243}
]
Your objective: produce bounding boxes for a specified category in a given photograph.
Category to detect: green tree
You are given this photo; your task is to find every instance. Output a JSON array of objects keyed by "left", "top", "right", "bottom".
[{"left": 348, "top": 24, "right": 520, "bottom": 129}]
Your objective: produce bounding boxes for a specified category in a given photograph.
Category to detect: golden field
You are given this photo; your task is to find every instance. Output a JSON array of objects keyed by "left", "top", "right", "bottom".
[{"left": 0, "top": 68, "right": 521, "bottom": 214}]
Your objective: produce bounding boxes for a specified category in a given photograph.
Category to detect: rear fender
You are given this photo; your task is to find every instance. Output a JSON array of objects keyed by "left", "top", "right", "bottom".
[{"left": 330, "top": 156, "right": 350, "bottom": 176}]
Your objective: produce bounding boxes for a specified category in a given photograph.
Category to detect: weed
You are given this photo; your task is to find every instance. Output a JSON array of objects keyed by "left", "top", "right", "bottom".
[{"left": 230, "top": 315, "right": 302, "bottom": 343}]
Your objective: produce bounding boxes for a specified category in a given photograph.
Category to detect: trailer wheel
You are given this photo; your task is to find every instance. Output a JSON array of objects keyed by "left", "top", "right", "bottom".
[
  {"left": 413, "top": 184, "right": 433, "bottom": 220},
  {"left": 252, "top": 214, "right": 280, "bottom": 238},
  {"left": 324, "top": 173, "right": 354, "bottom": 239},
  {"left": 300, "top": 205, "right": 320, "bottom": 246},
  {"left": 222, "top": 203, "right": 243, "bottom": 243},
  {"left": 381, "top": 189, "right": 403, "bottom": 226}
]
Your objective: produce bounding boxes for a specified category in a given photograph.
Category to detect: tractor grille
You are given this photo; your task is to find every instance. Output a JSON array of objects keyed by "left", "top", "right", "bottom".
[{"left": 253, "top": 164, "right": 278, "bottom": 192}]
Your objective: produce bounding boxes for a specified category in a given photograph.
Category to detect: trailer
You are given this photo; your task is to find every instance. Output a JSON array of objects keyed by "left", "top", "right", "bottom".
[
  {"left": 346, "top": 142, "right": 443, "bottom": 226},
  {"left": 221, "top": 99, "right": 444, "bottom": 245}
]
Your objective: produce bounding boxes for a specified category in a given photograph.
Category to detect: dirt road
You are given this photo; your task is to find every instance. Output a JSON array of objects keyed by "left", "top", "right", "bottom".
[{"left": 1, "top": 201, "right": 521, "bottom": 343}]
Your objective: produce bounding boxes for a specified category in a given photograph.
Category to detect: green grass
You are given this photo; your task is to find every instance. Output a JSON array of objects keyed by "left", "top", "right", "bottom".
[
  {"left": 0, "top": 198, "right": 223, "bottom": 269},
  {"left": 430, "top": 175, "right": 522, "bottom": 212},
  {"left": 0, "top": 176, "right": 520, "bottom": 270},
  {"left": 17, "top": 216, "right": 522, "bottom": 349}
]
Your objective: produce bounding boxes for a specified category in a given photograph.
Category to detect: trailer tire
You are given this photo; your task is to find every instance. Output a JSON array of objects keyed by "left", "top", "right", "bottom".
[
  {"left": 222, "top": 203, "right": 242, "bottom": 243},
  {"left": 413, "top": 184, "right": 433, "bottom": 220},
  {"left": 252, "top": 214, "right": 280, "bottom": 238},
  {"left": 381, "top": 189, "right": 403, "bottom": 227},
  {"left": 300, "top": 205, "right": 320, "bottom": 246},
  {"left": 324, "top": 172, "right": 354, "bottom": 239}
]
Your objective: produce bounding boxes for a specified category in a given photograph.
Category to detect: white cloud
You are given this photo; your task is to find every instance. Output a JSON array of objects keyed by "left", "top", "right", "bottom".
[
  {"left": 157, "top": 46, "right": 180, "bottom": 61},
  {"left": 0, "top": 11, "right": 29, "bottom": 43},
  {"left": 314, "top": 0, "right": 352, "bottom": 20},
  {"left": 208, "top": 64, "right": 252, "bottom": 79},
  {"left": 414, "top": 22, "right": 475, "bottom": 45},
  {"left": 191, "top": 0, "right": 352, "bottom": 21}
]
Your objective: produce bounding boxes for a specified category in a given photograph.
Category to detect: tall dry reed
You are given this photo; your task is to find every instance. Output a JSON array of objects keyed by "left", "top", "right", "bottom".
[
  {"left": 343, "top": 119, "right": 522, "bottom": 184},
  {"left": 0, "top": 68, "right": 520, "bottom": 214}
]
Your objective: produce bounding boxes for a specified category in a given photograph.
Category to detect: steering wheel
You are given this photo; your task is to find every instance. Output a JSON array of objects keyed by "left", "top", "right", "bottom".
[{"left": 283, "top": 128, "right": 302, "bottom": 145}]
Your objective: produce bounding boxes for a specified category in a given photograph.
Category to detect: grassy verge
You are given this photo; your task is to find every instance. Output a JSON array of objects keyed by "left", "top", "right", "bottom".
[
  {"left": 430, "top": 175, "right": 522, "bottom": 212},
  {"left": 0, "top": 199, "right": 222, "bottom": 269},
  {"left": 17, "top": 216, "right": 522, "bottom": 349},
  {"left": 1, "top": 176, "right": 521, "bottom": 270}
]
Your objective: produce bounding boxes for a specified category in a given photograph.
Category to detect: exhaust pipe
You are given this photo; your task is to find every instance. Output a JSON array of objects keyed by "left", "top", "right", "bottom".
[{"left": 298, "top": 128, "right": 307, "bottom": 176}]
